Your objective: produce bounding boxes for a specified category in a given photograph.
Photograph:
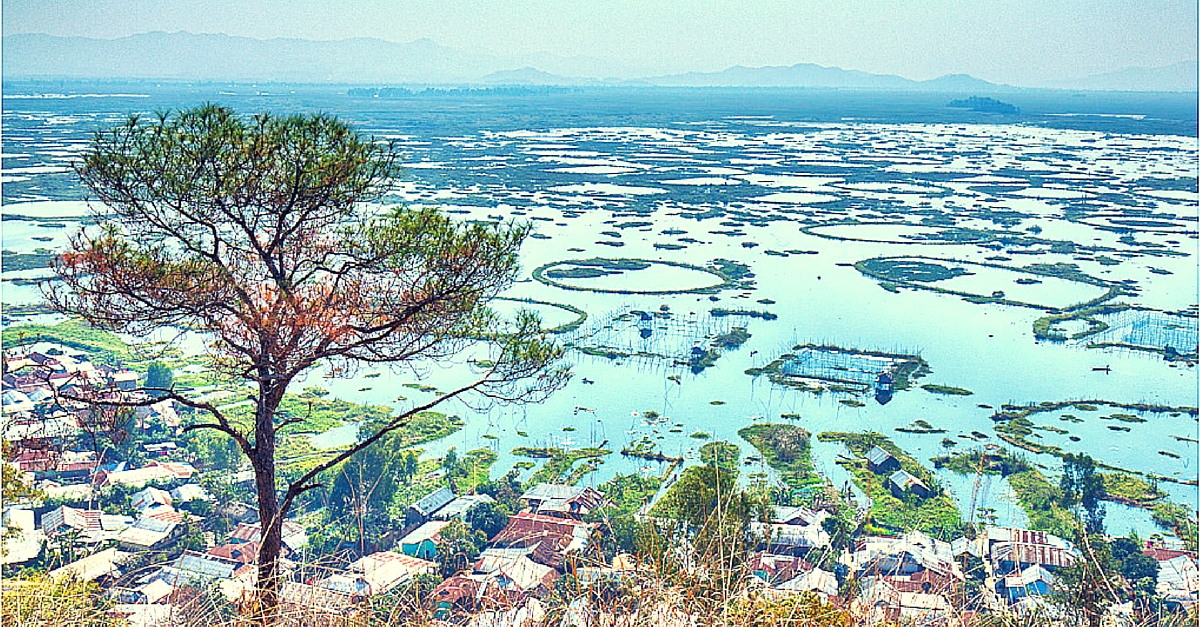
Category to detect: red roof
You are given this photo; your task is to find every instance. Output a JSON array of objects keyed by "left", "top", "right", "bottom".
[
  {"left": 489, "top": 513, "right": 592, "bottom": 569},
  {"left": 749, "top": 552, "right": 814, "bottom": 583},
  {"left": 433, "top": 574, "right": 481, "bottom": 606},
  {"left": 1144, "top": 546, "right": 1195, "bottom": 562},
  {"left": 209, "top": 541, "right": 261, "bottom": 565},
  {"left": 147, "top": 510, "right": 195, "bottom": 525},
  {"left": 491, "top": 512, "right": 589, "bottom": 543}
]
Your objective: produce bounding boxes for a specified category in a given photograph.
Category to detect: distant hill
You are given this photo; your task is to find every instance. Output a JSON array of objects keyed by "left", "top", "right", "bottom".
[
  {"left": 648, "top": 63, "right": 1012, "bottom": 91},
  {"left": 1062, "top": 60, "right": 1198, "bottom": 92},
  {"left": 1, "top": 32, "right": 618, "bottom": 84},
  {"left": 479, "top": 67, "right": 596, "bottom": 86}
]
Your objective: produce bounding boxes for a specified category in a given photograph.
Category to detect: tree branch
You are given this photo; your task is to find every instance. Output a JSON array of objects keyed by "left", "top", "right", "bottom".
[{"left": 280, "top": 374, "right": 491, "bottom": 513}]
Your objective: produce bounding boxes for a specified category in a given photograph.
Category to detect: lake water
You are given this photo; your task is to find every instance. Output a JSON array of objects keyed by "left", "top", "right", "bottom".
[{"left": 3, "top": 82, "right": 1197, "bottom": 538}]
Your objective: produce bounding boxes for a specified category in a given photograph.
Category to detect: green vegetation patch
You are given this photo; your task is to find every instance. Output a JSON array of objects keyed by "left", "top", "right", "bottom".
[
  {"left": 710, "top": 307, "right": 777, "bottom": 321},
  {"left": 932, "top": 447, "right": 1033, "bottom": 476},
  {"left": 739, "top": 424, "right": 822, "bottom": 491},
  {"left": 2, "top": 319, "right": 133, "bottom": 365},
  {"left": 271, "top": 390, "right": 396, "bottom": 435},
  {"left": 1006, "top": 469, "right": 1078, "bottom": 539},
  {"left": 532, "top": 257, "right": 740, "bottom": 295},
  {"left": 1, "top": 249, "right": 57, "bottom": 272},
  {"left": 1153, "top": 502, "right": 1200, "bottom": 550},
  {"left": 699, "top": 440, "right": 741, "bottom": 473},
  {"left": 1100, "top": 472, "right": 1166, "bottom": 507},
  {"left": 855, "top": 255, "right": 1124, "bottom": 313},
  {"left": 921, "top": 384, "right": 974, "bottom": 396},
  {"left": 858, "top": 258, "right": 970, "bottom": 283},
  {"left": 896, "top": 419, "right": 946, "bottom": 434},
  {"left": 595, "top": 473, "right": 662, "bottom": 518},
  {"left": 818, "top": 431, "right": 963, "bottom": 538},
  {"left": 711, "top": 327, "right": 751, "bottom": 350},
  {"left": 928, "top": 448, "right": 1099, "bottom": 537},
  {"left": 514, "top": 446, "right": 611, "bottom": 486}
]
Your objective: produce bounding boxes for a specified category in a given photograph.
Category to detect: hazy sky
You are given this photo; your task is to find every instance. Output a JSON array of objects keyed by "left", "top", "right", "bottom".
[{"left": 5, "top": 0, "right": 1196, "bottom": 84}]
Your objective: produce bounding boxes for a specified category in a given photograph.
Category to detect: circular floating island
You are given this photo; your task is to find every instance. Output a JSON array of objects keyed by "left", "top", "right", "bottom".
[
  {"left": 533, "top": 258, "right": 733, "bottom": 294},
  {"left": 491, "top": 297, "right": 588, "bottom": 334},
  {"left": 855, "top": 255, "right": 1122, "bottom": 311}
]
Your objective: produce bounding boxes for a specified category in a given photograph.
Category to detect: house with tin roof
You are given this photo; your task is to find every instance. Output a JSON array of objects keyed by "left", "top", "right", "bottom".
[
  {"left": 116, "top": 516, "right": 179, "bottom": 552},
  {"left": 888, "top": 470, "right": 933, "bottom": 500},
  {"left": 399, "top": 520, "right": 454, "bottom": 561},
  {"left": 407, "top": 486, "right": 455, "bottom": 526},
  {"left": 318, "top": 550, "right": 436, "bottom": 597},
  {"left": 519, "top": 484, "right": 608, "bottom": 519},
  {"left": 434, "top": 493, "right": 496, "bottom": 521},
  {"left": 866, "top": 446, "right": 900, "bottom": 475}
]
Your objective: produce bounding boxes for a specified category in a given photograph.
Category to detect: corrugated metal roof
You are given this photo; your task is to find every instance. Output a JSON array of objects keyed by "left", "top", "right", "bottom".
[
  {"left": 411, "top": 487, "right": 455, "bottom": 517},
  {"left": 867, "top": 446, "right": 894, "bottom": 466},
  {"left": 521, "top": 484, "right": 586, "bottom": 502}
]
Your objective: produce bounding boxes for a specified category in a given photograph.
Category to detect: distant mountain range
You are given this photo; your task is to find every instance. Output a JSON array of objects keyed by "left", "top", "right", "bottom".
[
  {"left": 3, "top": 31, "right": 1195, "bottom": 92},
  {"left": 1062, "top": 60, "right": 1198, "bottom": 92},
  {"left": 650, "top": 64, "right": 1008, "bottom": 91}
]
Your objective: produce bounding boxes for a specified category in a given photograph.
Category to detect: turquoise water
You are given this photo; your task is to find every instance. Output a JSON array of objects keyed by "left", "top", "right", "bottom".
[{"left": 3, "top": 83, "right": 1197, "bottom": 539}]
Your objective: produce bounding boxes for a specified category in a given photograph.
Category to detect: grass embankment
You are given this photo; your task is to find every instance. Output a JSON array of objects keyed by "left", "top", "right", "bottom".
[
  {"left": 594, "top": 473, "right": 663, "bottom": 518},
  {"left": 818, "top": 432, "right": 963, "bottom": 538},
  {"left": 2, "top": 319, "right": 134, "bottom": 366},
  {"left": 1006, "top": 470, "right": 1078, "bottom": 539},
  {"left": 931, "top": 447, "right": 1076, "bottom": 537},
  {"left": 991, "top": 400, "right": 1199, "bottom": 485},
  {"left": 513, "top": 446, "right": 611, "bottom": 486},
  {"left": 1032, "top": 304, "right": 1130, "bottom": 341},
  {"left": 921, "top": 384, "right": 973, "bottom": 396},
  {"left": 493, "top": 297, "right": 588, "bottom": 334},
  {"left": 531, "top": 257, "right": 739, "bottom": 295},
  {"left": 854, "top": 255, "right": 1126, "bottom": 312},
  {"left": 276, "top": 410, "right": 465, "bottom": 484},
  {"left": 737, "top": 424, "right": 822, "bottom": 492}
]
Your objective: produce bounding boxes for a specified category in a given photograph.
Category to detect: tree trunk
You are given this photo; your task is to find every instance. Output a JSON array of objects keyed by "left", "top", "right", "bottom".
[
  {"left": 254, "top": 459, "right": 283, "bottom": 624},
  {"left": 252, "top": 382, "right": 284, "bottom": 624}
]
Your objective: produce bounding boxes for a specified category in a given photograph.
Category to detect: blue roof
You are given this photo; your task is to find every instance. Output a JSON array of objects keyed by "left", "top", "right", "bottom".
[
  {"left": 866, "top": 446, "right": 894, "bottom": 466},
  {"left": 411, "top": 487, "right": 455, "bottom": 517},
  {"left": 889, "top": 470, "right": 928, "bottom": 490}
]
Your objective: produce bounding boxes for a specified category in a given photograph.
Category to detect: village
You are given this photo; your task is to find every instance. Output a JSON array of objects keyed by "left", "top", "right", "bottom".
[{"left": 2, "top": 341, "right": 1197, "bottom": 626}]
